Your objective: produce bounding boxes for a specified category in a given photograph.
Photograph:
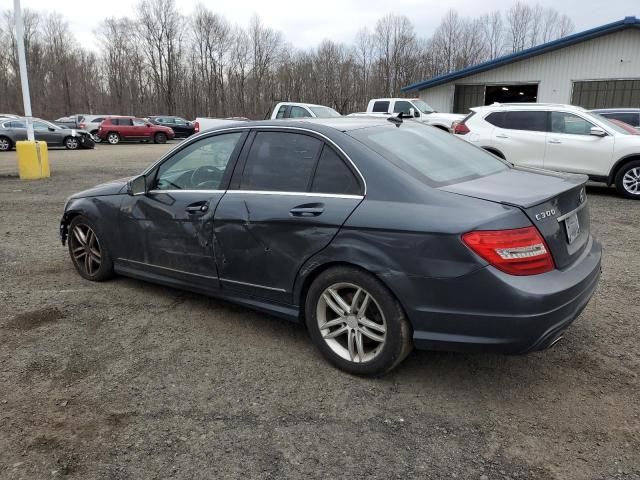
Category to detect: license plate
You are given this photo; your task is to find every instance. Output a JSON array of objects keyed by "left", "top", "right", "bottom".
[{"left": 564, "top": 212, "right": 580, "bottom": 244}]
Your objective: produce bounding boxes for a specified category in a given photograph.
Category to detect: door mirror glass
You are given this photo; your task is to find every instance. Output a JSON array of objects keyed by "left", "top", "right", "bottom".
[
  {"left": 590, "top": 126, "right": 607, "bottom": 137},
  {"left": 48, "top": 127, "right": 55, "bottom": 131},
  {"left": 128, "top": 175, "right": 147, "bottom": 196}
]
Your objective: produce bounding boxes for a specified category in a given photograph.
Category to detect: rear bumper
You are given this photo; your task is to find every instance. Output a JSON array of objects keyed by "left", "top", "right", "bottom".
[{"left": 381, "top": 235, "right": 602, "bottom": 354}]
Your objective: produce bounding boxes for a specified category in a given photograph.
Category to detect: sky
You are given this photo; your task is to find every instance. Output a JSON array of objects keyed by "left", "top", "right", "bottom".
[{"left": 1, "top": 0, "right": 638, "bottom": 51}]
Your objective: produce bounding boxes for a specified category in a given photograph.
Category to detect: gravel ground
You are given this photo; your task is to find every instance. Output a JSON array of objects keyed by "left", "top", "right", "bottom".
[{"left": 0, "top": 143, "right": 639, "bottom": 480}]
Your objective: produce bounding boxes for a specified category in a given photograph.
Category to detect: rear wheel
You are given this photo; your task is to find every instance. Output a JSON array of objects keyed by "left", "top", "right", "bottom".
[
  {"left": 64, "top": 136, "right": 79, "bottom": 150},
  {"left": 67, "top": 215, "right": 113, "bottom": 281},
  {"left": 305, "top": 266, "right": 413, "bottom": 376},
  {"left": 614, "top": 160, "right": 640, "bottom": 199},
  {"left": 0, "top": 136, "right": 12, "bottom": 151},
  {"left": 154, "top": 132, "right": 167, "bottom": 144},
  {"left": 107, "top": 132, "right": 120, "bottom": 145}
]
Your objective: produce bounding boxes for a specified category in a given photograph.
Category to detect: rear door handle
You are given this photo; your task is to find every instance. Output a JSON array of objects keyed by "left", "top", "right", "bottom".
[
  {"left": 290, "top": 203, "right": 324, "bottom": 217},
  {"left": 186, "top": 202, "right": 209, "bottom": 214},
  {"left": 496, "top": 134, "right": 509, "bottom": 139},
  {"left": 548, "top": 139, "right": 562, "bottom": 144}
]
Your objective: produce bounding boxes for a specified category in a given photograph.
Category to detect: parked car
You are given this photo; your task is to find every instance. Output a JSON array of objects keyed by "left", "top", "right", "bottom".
[
  {"left": 0, "top": 113, "right": 21, "bottom": 119},
  {"left": 349, "top": 98, "right": 464, "bottom": 131},
  {"left": 270, "top": 102, "right": 341, "bottom": 119},
  {"left": 147, "top": 115, "right": 196, "bottom": 138},
  {"left": 591, "top": 108, "right": 640, "bottom": 131},
  {"left": 60, "top": 117, "right": 601, "bottom": 376},
  {"left": 607, "top": 118, "right": 640, "bottom": 135},
  {"left": 54, "top": 114, "right": 111, "bottom": 143},
  {"left": 97, "top": 116, "right": 175, "bottom": 145},
  {"left": 193, "top": 117, "right": 245, "bottom": 134},
  {"left": 453, "top": 103, "right": 640, "bottom": 199},
  {"left": 0, "top": 117, "right": 95, "bottom": 151}
]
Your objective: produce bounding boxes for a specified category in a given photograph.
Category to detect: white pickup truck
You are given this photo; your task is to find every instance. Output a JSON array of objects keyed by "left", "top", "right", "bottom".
[
  {"left": 349, "top": 98, "right": 464, "bottom": 131},
  {"left": 270, "top": 102, "right": 341, "bottom": 119}
]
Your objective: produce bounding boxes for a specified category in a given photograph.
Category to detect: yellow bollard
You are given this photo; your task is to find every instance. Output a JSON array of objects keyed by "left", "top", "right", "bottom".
[{"left": 16, "top": 140, "right": 49, "bottom": 180}]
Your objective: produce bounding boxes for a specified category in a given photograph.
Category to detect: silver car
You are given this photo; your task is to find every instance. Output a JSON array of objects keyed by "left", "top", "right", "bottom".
[{"left": 0, "top": 118, "right": 95, "bottom": 151}]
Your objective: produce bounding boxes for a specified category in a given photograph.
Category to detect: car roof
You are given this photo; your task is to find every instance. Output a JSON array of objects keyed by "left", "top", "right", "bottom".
[
  {"left": 275, "top": 102, "right": 334, "bottom": 109},
  {"left": 591, "top": 108, "right": 640, "bottom": 112},
  {"left": 216, "top": 117, "right": 392, "bottom": 133},
  {"left": 471, "top": 103, "right": 587, "bottom": 112}
]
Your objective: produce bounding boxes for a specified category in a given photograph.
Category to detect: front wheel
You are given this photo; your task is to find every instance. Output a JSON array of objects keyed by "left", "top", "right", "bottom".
[
  {"left": 67, "top": 215, "right": 114, "bottom": 281},
  {"left": 615, "top": 160, "right": 640, "bottom": 199},
  {"left": 90, "top": 131, "right": 101, "bottom": 143},
  {"left": 64, "top": 136, "right": 79, "bottom": 150},
  {"left": 107, "top": 132, "right": 120, "bottom": 145},
  {"left": 154, "top": 132, "right": 167, "bottom": 144},
  {"left": 0, "top": 136, "right": 12, "bottom": 152},
  {"left": 305, "top": 266, "right": 413, "bottom": 376}
]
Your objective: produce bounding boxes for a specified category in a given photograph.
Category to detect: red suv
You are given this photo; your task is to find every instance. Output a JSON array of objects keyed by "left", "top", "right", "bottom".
[{"left": 98, "top": 116, "right": 175, "bottom": 145}]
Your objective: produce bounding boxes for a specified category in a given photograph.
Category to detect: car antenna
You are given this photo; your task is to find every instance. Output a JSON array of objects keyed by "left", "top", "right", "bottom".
[{"left": 387, "top": 113, "right": 403, "bottom": 127}]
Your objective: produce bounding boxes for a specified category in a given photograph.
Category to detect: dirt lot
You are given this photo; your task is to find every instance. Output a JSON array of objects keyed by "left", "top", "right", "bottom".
[{"left": 0, "top": 143, "right": 638, "bottom": 480}]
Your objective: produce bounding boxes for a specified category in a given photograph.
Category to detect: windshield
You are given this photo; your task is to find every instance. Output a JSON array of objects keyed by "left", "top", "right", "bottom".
[
  {"left": 412, "top": 99, "right": 435, "bottom": 114},
  {"left": 309, "top": 106, "right": 341, "bottom": 118},
  {"left": 590, "top": 113, "right": 632, "bottom": 135},
  {"left": 349, "top": 123, "right": 508, "bottom": 187}
]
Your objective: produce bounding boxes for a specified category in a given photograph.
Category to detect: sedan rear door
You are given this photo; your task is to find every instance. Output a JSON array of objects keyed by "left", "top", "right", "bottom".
[
  {"left": 487, "top": 110, "right": 547, "bottom": 168},
  {"left": 213, "top": 129, "right": 364, "bottom": 303}
]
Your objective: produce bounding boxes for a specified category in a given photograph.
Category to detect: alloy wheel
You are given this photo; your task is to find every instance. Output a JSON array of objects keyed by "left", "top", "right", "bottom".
[
  {"left": 69, "top": 224, "right": 102, "bottom": 276},
  {"left": 66, "top": 137, "right": 79, "bottom": 150},
  {"left": 0, "top": 138, "right": 10, "bottom": 151},
  {"left": 316, "top": 283, "right": 387, "bottom": 363},
  {"left": 622, "top": 167, "right": 640, "bottom": 195},
  {"left": 107, "top": 133, "right": 119, "bottom": 145},
  {"left": 91, "top": 133, "right": 101, "bottom": 143}
]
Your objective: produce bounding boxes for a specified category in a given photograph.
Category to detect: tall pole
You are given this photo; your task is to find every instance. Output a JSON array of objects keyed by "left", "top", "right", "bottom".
[{"left": 14, "top": 0, "right": 34, "bottom": 141}]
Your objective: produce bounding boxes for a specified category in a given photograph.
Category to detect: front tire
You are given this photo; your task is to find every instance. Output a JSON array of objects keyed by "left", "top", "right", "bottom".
[
  {"left": 615, "top": 160, "right": 640, "bottom": 199},
  {"left": 154, "top": 132, "right": 167, "bottom": 144},
  {"left": 64, "top": 136, "right": 79, "bottom": 150},
  {"left": 305, "top": 266, "right": 413, "bottom": 376},
  {"left": 67, "top": 215, "right": 113, "bottom": 281},
  {"left": 0, "top": 136, "right": 12, "bottom": 151},
  {"left": 107, "top": 132, "right": 120, "bottom": 145},
  {"left": 90, "top": 130, "right": 101, "bottom": 143}
]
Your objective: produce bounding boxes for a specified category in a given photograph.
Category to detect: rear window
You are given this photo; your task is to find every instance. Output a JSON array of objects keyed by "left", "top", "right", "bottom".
[
  {"left": 372, "top": 101, "right": 390, "bottom": 113},
  {"left": 349, "top": 123, "right": 507, "bottom": 187},
  {"left": 600, "top": 112, "right": 639, "bottom": 127}
]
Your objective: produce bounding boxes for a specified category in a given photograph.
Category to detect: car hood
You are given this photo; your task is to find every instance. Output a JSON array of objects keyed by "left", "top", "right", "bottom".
[
  {"left": 58, "top": 128, "right": 91, "bottom": 136},
  {"left": 70, "top": 177, "right": 130, "bottom": 199},
  {"left": 439, "top": 166, "right": 586, "bottom": 208}
]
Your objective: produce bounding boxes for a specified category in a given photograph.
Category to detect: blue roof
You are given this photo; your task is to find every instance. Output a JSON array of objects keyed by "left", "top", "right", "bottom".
[{"left": 402, "top": 16, "right": 640, "bottom": 92}]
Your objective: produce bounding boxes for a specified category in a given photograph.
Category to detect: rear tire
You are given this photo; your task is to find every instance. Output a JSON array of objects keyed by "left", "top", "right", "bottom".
[
  {"left": 614, "top": 160, "right": 640, "bottom": 199},
  {"left": 67, "top": 215, "right": 114, "bottom": 282},
  {"left": 0, "top": 136, "right": 12, "bottom": 152},
  {"left": 154, "top": 132, "right": 167, "bottom": 144},
  {"left": 107, "top": 132, "right": 120, "bottom": 145},
  {"left": 305, "top": 266, "right": 413, "bottom": 376}
]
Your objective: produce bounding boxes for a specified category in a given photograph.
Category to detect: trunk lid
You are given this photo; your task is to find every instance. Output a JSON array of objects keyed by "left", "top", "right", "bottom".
[{"left": 441, "top": 167, "right": 590, "bottom": 270}]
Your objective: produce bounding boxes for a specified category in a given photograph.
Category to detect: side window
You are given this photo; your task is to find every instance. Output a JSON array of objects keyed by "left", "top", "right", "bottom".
[
  {"left": 133, "top": 119, "right": 146, "bottom": 126},
  {"left": 606, "top": 112, "right": 639, "bottom": 127},
  {"left": 393, "top": 101, "right": 414, "bottom": 115},
  {"left": 503, "top": 111, "right": 547, "bottom": 132},
  {"left": 33, "top": 122, "right": 49, "bottom": 131},
  {"left": 154, "top": 132, "right": 243, "bottom": 191},
  {"left": 92, "top": 117, "right": 104, "bottom": 123},
  {"left": 289, "top": 106, "right": 311, "bottom": 118},
  {"left": 372, "top": 101, "right": 390, "bottom": 113},
  {"left": 9, "top": 121, "right": 26, "bottom": 128},
  {"left": 311, "top": 146, "right": 361, "bottom": 195},
  {"left": 175, "top": 118, "right": 187, "bottom": 125},
  {"left": 276, "top": 106, "right": 287, "bottom": 119},
  {"left": 485, "top": 112, "right": 506, "bottom": 128},
  {"left": 550, "top": 112, "right": 593, "bottom": 135},
  {"left": 240, "top": 132, "right": 322, "bottom": 192}
]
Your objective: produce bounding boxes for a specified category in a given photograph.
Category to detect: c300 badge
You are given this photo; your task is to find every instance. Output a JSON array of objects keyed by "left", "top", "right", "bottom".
[{"left": 535, "top": 209, "right": 556, "bottom": 221}]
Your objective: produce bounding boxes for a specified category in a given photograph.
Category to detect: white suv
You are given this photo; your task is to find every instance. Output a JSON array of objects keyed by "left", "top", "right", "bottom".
[{"left": 454, "top": 103, "right": 640, "bottom": 199}]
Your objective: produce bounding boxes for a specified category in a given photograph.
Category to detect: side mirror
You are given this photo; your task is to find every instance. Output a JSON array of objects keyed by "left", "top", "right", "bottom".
[
  {"left": 590, "top": 127, "right": 607, "bottom": 137},
  {"left": 48, "top": 127, "right": 55, "bottom": 131},
  {"left": 127, "top": 174, "right": 147, "bottom": 196}
]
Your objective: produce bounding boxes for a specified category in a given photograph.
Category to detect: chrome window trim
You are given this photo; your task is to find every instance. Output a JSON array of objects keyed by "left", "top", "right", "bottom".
[
  {"left": 556, "top": 200, "right": 588, "bottom": 222},
  {"left": 226, "top": 190, "right": 364, "bottom": 200},
  {"left": 141, "top": 125, "right": 367, "bottom": 195},
  {"left": 148, "top": 189, "right": 226, "bottom": 194}
]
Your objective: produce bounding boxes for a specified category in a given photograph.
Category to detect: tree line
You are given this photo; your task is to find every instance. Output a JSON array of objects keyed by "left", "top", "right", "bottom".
[{"left": 0, "top": 0, "right": 574, "bottom": 120}]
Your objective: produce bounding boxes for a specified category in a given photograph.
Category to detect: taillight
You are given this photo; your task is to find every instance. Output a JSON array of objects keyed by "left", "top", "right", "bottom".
[
  {"left": 462, "top": 226, "right": 554, "bottom": 276},
  {"left": 453, "top": 122, "right": 470, "bottom": 134},
  {"left": 194, "top": 121, "right": 200, "bottom": 133}
]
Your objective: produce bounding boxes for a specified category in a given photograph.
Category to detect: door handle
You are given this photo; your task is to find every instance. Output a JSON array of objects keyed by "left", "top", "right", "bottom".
[
  {"left": 186, "top": 203, "right": 209, "bottom": 214},
  {"left": 290, "top": 203, "right": 324, "bottom": 217},
  {"left": 496, "top": 134, "right": 509, "bottom": 139},
  {"left": 548, "top": 139, "right": 562, "bottom": 144}
]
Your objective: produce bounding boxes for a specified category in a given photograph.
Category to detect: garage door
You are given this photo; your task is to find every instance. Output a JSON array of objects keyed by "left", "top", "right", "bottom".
[
  {"left": 571, "top": 80, "right": 640, "bottom": 109},
  {"left": 453, "top": 85, "right": 484, "bottom": 114}
]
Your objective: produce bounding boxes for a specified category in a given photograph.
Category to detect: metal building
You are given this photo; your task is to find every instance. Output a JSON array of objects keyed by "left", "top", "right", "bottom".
[{"left": 402, "top": 16, "right": 640, "bottom": 114}]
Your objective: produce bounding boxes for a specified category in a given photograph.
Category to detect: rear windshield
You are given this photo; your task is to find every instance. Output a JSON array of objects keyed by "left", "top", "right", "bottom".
[
  {"left": 309, "top": 106, "right": 341, "bottom": 118},
  {"left": 349, "top": 123, "right": 508, "bottom": 186}
]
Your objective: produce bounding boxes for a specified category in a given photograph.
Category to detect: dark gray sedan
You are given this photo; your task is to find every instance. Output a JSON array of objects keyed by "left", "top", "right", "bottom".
[
  {"left": 59, "top": 118, "right": 601, "bottom": 376},
  {"left": 0, "top": 118, "right": 95, "bottom": 151}
]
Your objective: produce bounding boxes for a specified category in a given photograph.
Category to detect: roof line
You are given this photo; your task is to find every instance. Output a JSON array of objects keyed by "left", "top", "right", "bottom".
[{"left": 401, "top": 16, "right": 640, "bottom": 92}]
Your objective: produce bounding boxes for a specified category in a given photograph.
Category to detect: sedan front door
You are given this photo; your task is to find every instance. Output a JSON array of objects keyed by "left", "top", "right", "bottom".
[
  {"left": 117, "top": 131, "right": 247, "bottom": 291},
  {"left": 213, "top": 130, "right": 364, "bottom": 303}
]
